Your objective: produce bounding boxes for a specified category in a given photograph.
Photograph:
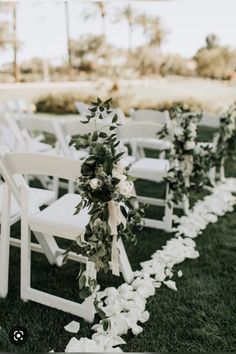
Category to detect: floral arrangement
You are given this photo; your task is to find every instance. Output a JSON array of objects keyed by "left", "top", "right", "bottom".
[
  {"left": 158, "top": 106, "right": 212, "bottom": 207},
  {"left": 65, "top": 98, "right": 143, "bottom": 303},
  {"left": 213, "top": 103, "right": 236, "bottom": 169}
]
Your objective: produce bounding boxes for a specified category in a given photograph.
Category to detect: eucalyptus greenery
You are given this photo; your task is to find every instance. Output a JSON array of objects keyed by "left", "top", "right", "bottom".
[
  {"left": 158, "top": 106, "right": 212, "bottom": 206},
  {"left": 65, "top": 97, "right": 143, "bottom": 305}
]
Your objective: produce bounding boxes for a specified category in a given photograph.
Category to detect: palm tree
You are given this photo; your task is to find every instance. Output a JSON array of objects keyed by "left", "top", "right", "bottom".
[
  {"left": 135, "top": 13, "right": 150, "bottom": 38},
  {"left": 12, "top": 2, "right": 19, "bottom": 82},
  {"left": 136, "top": 13, "right": 165, "bottom": 49},
  {"left": 0, "top": 21, "right": 9, "bottom": 49},
  {"left": 82, "top": 2, "right": 107, "bottom": 36},
  {"left": 0, "top": 2, "right": 19, "bottom": 82},
  {"left": 148, "top": 16, "right": 166, "bottom": 49},
  {"left": 64, "top": 1, "right": 72, "bottom": 70},
  {"left": 114, "top": 4, "right": 137, "bottom": 51}
]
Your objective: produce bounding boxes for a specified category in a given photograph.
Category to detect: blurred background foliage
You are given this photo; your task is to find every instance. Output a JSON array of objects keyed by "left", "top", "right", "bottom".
[{"left": 0, "top": 2, "right": 236, "bottom": 83}]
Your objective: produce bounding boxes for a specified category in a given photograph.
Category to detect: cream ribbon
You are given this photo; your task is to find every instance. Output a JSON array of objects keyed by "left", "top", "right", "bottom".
[
  {"left": 108, "top": 200, "right": 127, "bottom": 276},
  {"left": 182, "top": 154, "right": 193, "bottom": 187}
]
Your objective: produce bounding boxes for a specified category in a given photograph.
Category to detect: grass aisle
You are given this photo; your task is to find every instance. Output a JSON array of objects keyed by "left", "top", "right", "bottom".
[
  {"left": 0, "top": 200, "right": 235, "bottom": 352},
  {"left": 0, "top": 128, "right": 235, "bottom": 352}
]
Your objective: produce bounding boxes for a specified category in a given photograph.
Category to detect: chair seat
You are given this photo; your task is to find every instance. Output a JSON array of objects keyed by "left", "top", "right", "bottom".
[
  {"left": 72, "top": 149, "right": 88, "bottom": 160},
  {"left": 137, "top": 138, "right": 172, "bottom": 151},
  {"left": 29, "top": 193, "right": 89, "bottom": 240},
  {"left": 24, "top": 139, "right": 53, "bottom": 153},
  {"left": 0, "top": 184, "right": 55, "bottom": 220},
  {"left": 129, "top": 158, "right": 170, "bottom": 182}
]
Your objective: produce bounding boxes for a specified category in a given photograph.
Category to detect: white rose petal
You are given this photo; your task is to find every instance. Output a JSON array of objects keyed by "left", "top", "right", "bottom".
[
  {"left": 163, "top": 280, "right": 177, "bottom": 291},
  {"left": 64, "top": 320, "right": 80, "bottom": 334}
]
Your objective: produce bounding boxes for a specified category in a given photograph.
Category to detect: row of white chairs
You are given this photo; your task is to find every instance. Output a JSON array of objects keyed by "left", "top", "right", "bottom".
[
  {"left": 0, "top": 99, "right": 224, "bottom": 321},
  {"left": 0, "top": 151, "right": 133, "bottom": 322},
  {"left": 1, "top": 100, "right": 223, "bottom": 234}
]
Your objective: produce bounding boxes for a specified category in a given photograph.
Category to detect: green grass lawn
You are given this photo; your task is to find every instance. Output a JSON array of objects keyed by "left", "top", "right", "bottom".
[{"left": 0, "top": 129, "right": 236, "bottom": 352}]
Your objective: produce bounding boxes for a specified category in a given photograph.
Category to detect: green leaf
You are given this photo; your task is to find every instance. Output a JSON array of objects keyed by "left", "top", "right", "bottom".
[
  {"left": 99, "top": 132, "right": 108, "bottom": 138},
  {"left": 79, "top": 286, "right": 92, "bottom": 299},
  {"left": 112, "top": 114, "right": 118, "bottom": 123},
  {"left": 102, "top": 319, "right": 110, "bottom": 331},
  {"left": 79, "top": 274, "right": 86, "bottom": 289}
]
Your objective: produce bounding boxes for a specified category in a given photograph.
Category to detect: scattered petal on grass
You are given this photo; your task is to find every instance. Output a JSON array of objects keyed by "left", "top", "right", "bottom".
[
  {"left": 178, "top": 270, "right": 183, "bottom": 277},
  {"left": 64, "top": 321, "right": 80, "bottom": 334},
  {"left": 164, "top": 280, "right": 177, "bottom": 291}
]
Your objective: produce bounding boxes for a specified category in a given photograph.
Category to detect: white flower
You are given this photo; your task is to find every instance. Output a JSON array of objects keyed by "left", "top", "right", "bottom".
[
  {"left": 184, "top": 140, "right": 195, "bottom": 151},
  {"left": 118, "top": 180, "right": 133, "bottom": 198},
  {"left": 114, "top": 160, "right": 127, "bottom": 174},
  {"left": 175, "top": 127, "right": 184, "bottom": 139},
  {"left": 112, "top": 169, "right": 123, "bottom": 180},
  {"left": 90, "top": 178, "right": 102, "bottom": 190}
]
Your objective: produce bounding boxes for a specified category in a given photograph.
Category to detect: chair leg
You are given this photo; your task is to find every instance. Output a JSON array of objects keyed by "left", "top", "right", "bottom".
[
  {"left": 220, "top": 159, "right": 225, "bottom": 181},
  {"left": 117, "top": 238, "right": 134, "bottom": 283},
  {"left": 20, "top": 186, "right": 31, "bottom": 302},
  {"left": 163, "top": 184, "right": 173, "bottom": 232},
  {"left": 209, "top": 166, "right": 216, "bottom": 186},
  {"left": 68, "top": 180, "right": 75, "bottom": 194},
  {"left": 0, "top": 185, "right": 11, "bottom": 298}
]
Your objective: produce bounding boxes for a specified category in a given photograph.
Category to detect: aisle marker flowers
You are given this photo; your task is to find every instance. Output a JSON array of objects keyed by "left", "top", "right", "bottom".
[
  {"left": 158, "top": 106, "right": 212, "bottom": 209},
  {"left": 65, "top": 98, "right": 143, "bottom": 304}
]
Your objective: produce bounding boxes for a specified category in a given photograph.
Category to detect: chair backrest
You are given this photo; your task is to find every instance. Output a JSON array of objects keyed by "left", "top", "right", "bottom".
[
  {"left": 131, "top": 109, "right": 169, "bottom": 125},
  {"left": 17, "top": 116, "right": 58, "bottom": 135},
  {"left": 75, "top": 101, "right": 90, "bottom": 117},
  {"left": 117, "top": 122, "right": 164, "bottom": 140},
  {"left": 61, "top": 118, "right": 97, "bottom": 137},
  {"left": 3, "top": 114, "right": 26, "bottom": 147},
  {"left": 0, "top": 152, "right": 82, "bottom": 203},
  {"left": 198, "top": 113, "right": 221, "bottom": 128}
]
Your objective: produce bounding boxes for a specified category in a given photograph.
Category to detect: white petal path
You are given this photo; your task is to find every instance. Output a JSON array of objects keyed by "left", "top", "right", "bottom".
[{"left": 64, "top": 178, "right": 236, "bottom": 352}]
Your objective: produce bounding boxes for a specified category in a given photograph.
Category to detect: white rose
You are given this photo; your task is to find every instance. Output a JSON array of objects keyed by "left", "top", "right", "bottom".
[
  {"left": 174, "top": 127, "right": 184, "bottom": 139},
  {"left": 118, "top": 180, "right": 133, "bottom": 198},
  {"left": 185, "top": 140, "right": 195, "bottom": 151},
  {"left": 114, "top": 160, "right": 127, "bottom": 174},
  {"left": 89, "top": 178, "right": 102, "bottom": 190}
]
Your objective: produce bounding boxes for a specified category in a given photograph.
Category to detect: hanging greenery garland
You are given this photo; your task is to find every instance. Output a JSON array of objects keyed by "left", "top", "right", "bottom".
[
  {"left": 64, "top": 97, "right": 143, "bottom": 303},
  {"left": 213, "top": 103, "right": 236, "bottom": 169},
  {"left": 157, "top": 106, "right": 212, "bottom": 207}
]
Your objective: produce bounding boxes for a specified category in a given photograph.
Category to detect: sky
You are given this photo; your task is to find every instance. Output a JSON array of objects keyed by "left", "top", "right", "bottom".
[{"left": 0, "top": 0, "right": 236, "bottom": 66}]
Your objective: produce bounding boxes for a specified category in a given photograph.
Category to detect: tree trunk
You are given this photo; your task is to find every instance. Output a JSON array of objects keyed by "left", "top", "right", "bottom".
[
  {"left": 128, "top": 22, "right": 133, "bottom": 52},
  {"left": 101, "top": 14, "right": 106, "bottom": 36},
  {"left": 65, "top": 1, "right": 72, "bottom": 71},
  {"left": 12, "top": 3, "right": 19, "bottom": 82}
]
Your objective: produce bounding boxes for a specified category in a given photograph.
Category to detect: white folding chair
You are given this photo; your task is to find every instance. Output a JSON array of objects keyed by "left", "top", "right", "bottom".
[
  {"left": 118, "top": 121, "right": 172, "bottom": 160},
  {"left": 0, "top": 152, "right": 133, "bottom": 321},
  {"left": 131, "top": 109, "right": 170, "bottom": 125},
  {"left": 0, "top": 170, "right": 56, "bottom": 298},
  {"left": 128, "top": 110, "right": 171, "bottom": 159},
  {"left": 3, "top": 114, "right": 54, "bottom": 154},
  {"left": 118, "top": 122, "right": 174, "bottom": 232}
]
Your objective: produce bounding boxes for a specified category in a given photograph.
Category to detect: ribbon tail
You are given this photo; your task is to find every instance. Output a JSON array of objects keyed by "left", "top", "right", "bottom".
[{"left": 111, "top": 234, "right": 120, "bottom": 276}]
